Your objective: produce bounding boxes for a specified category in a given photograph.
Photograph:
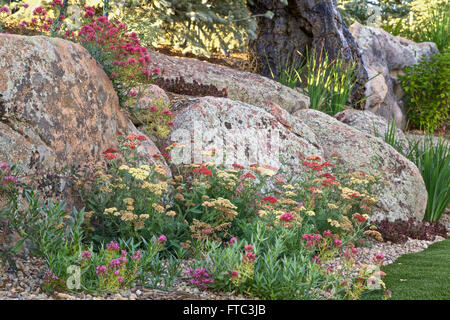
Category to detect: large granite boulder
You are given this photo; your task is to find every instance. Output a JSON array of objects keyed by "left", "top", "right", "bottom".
[
  {"left": 349, "top": 22, "right": 439, "bottom": 129},
  {"left": 149, "top": 51, "right": 310, "bottom": 115},
  {"left": 163, "top": 96, "right": 322, "bottom": 174},
  {"left": 335, "top": 109, "right": 409, "bottom": 153},
  {"left": 0, "top": 34, "right": 167, "bottom": 202},
  {"left": 295, "top": 109, "right": 427, "bottom": 221}
]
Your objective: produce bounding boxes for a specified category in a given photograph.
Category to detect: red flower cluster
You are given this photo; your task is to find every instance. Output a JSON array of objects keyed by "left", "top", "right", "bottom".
[
  {"left": 320, "top": 172, "right": 340, "bottom": 186},
  {"left": 193, "top": 165, "right": 212, "bottom": 176},
  {"left": 153, "top": 152, "right": 171, "bottom": 160},
  {"left": 103, "top": 148, "right": 118, "bottom": 160},
  {"left": 302, "top": 159, "right": 335, "bottom": 172},
  {"left": 232, "top": 163, "right": 244, "bottom": 170},
  {"left": 77, "top": 9, "right": 159, "bottom": 82},
  {"left": 261, "top": 196, "right": 277, "bottom": 204},
  {"left": 241, "top": 172, "right": 256, "bottom": 180},
  {"left": 353, "top": 214, "right": 367, "bottom": 223}
]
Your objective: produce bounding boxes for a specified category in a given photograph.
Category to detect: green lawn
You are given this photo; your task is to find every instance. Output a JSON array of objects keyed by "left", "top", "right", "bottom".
[{"left": 362, "top": 238, "right": 450, "bottom": 300}]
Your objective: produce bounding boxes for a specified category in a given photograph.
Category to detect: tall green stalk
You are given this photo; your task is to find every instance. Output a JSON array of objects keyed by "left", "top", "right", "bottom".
[{"left": 407, "top": 135, "right": 449, "bottom": 222}]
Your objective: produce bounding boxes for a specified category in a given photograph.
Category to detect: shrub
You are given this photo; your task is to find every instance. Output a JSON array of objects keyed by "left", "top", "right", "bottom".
[
  {"left": 399, "top": 49, "right": 449, "bottom": 132},
  {"left": 373, "top": 217, "right": 448, "bottom": 243},
  {"left": 153, "top": 77, "right": 228, "bottom": 98}
]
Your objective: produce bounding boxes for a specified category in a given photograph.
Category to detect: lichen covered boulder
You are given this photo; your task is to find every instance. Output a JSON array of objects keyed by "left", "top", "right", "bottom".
[
  {"left": 150, "top": 51, "right": 310, "bottom": 114},
  {"left": 164, "top": 96, "right": 322, "bottom": 175},
  {"left": 0, "top": 34, "right": 167, "bottom": 200},
  {"left": 335, "top": 109, "right": 409, "bottom": 153}
]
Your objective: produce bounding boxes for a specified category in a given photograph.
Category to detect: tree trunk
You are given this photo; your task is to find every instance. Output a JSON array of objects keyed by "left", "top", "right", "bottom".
[{"left": 247, "top": 0, "right": 368, "bottom": 108}]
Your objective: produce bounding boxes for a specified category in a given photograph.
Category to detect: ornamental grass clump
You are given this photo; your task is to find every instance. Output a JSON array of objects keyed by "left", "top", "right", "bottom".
[{"left": 407, "top": 135, "right": 449, "bottom": 222}]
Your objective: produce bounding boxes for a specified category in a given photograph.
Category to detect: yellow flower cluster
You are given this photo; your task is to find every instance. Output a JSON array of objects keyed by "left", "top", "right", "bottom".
[
  {"left": 128, "top": 167, "right": 150, "bottom": 180},
  {"left": 152, "top": 203, "right": 165, "bottom": 214},
  {"left": 340, "top": 187, "right": 361, "bottom": 200},
  {"left": 255, "top": 166, "right": 276, "bottom": 177},
  {"left": 328, "top": 203, "right": 339, "bottom": 210},
  {"left": 141, "top": 181, "right": 168, "bottom": 196},
  {"left": 216, "top": 170, "right": 238, "bottom": 190},
  {"left": 284, "top": 191, "right": 297, "bottom": 198},
  {"left": 202, "top": 197, "right": 238, "bottom": 221},
  {"left": 328, "top": 218, "right": 341, "bottom": 228}
]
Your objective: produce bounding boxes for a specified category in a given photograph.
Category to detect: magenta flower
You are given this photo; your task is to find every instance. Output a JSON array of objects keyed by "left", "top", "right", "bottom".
[
  {"left": 280, "top": 212, "right": 294, "bottom": 222},
  {"left": 323, "top": 230, "right": 332, "bottom": 237},
  {"left": 96, "top": 265, "right": 107, "bottom": 277},
  {"left": 2, "top": 176, "right": 18, "bottom": 184},
  {"left": 106, "top": 241, "right": 120, "bottom": 251},
  {"left": 0, "top": 163, "right": 9, "bottom": 169},
  {"left": 127, "top": 57, "right": 137, "bottom": 66},
  {"left": 148, "top": 105, "right": 158, "bottom": 112},
  {"left": 132, "top": 250, "right": 141, "bottom": 261},
  {"left": 81, "top": 251, "right": 91, "bottom": 261},
  {"left": 0, "top": 6, "right": 10, "bottom": 14},
  {"left": 158, "top": 235, "right": 167, "bottom": 243},
  {"left": 244, "top": 245, "right": 254, "bottom": 252},
  {"left": 109, "top": 259, "right": 121, "bottom": 270}
]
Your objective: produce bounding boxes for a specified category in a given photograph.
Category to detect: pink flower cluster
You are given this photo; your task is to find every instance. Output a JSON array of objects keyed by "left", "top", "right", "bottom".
[
  {"left": 302, "top": 231, "right": 342, "bottom": 250},
  {"left": 224, "top": 237, "right": 238, "bottom": 247},
  {"left": 372, "top": 253, "right": 385, "bottom": 266},
  {"left": 77, "top": 9, "right": 158, "bottom": 82},
  {"left": 242, "top": 245, "right": 256, "bottom": 263},
  {"left": 81, "top": 250, "right": 92, "bottom": 261},
  {"left": 186, "top": 268, "right": 214, "bottom": 290},
  {"left": 42, "top": 269, "right": 59, "bottom": 285},
  {"left": 106, "top": 241, "right": 120, "bottom": 251},
  {"left": 0, "top": 6, "right": 10, "bottom": 14},
  {"left": 279, "top": 212, "right": 294, "bottom": 222}
]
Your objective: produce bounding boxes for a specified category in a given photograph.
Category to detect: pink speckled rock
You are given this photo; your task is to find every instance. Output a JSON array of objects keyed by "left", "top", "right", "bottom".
[
  {"left": 150, "top": 51, "right": 310, "bottom": 114},
  {"left": 295, "top": 109, "right": 427, "bottom": 221},
  {"left": 0, "top": 34, "right": 168, "bottom": 202},
  {"left": 164, "top": 96, "right": 322, "bottom": 176},
  {"left": 335, "top": 109, "right": 409, "bottom": 153}
]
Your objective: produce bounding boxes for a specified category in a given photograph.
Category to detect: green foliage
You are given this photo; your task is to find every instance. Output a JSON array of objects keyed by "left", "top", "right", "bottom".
[
  {"left": 380, "top": 0, "right": 449, "bottom": 51},
  {"left": 108, "top": 0, "right": 258, "bottom": 56},
  {"left": 407, "top": 1, "right": 449, "bottom": 51},
  {"left": 194, "top": 221, "right": 389, "bottom": 300},
  {"left": 0, "top": 164, "right": 69, "bottom": 271},
  {"left": 407, "top": 135, "right": 449, "bottom": 222},
  {"left": 399, "top": 49, "right": 449, "bottom": 132},
  {"left": 294, "top": 46, "right": 360, "bottom": 116},
  {"left": 338, "top": 0, "right": 380, "bottom": 26}
]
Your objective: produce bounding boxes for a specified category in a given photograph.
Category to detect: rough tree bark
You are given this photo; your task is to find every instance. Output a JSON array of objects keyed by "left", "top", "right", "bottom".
[{"left": 247, "top": 0, "right": 368, "bottom": 108}]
